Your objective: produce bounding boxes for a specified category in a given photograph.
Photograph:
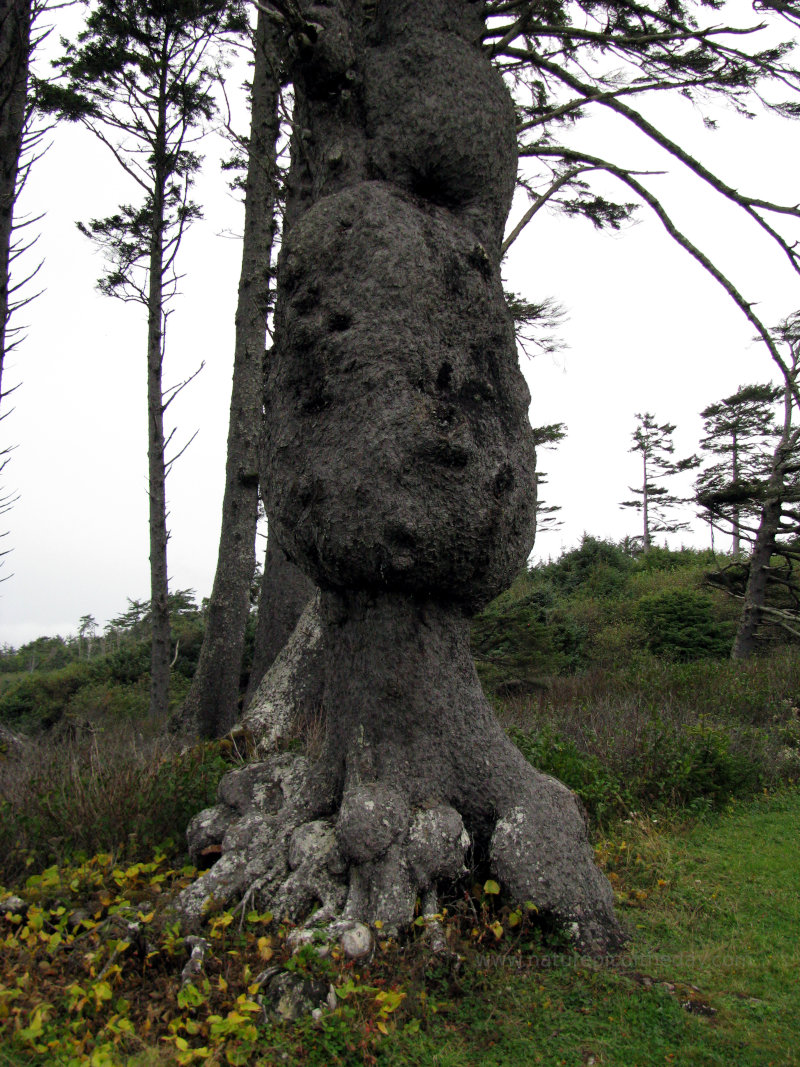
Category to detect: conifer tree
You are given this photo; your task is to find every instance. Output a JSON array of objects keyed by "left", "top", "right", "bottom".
[
  {"left": 532, "top": 421, "right": 566, "bottom": 535},
  {"left": 179, "top": 6, "right": 285, "bottom": 739},
  {"left": 696, "top": 384, "right": 781, "bottom": 555},
  {"left": 44, "top": 0, "right": 247, "bottom": 716},
  {"left": 729, "top": 318, "right": 800, "bottom": 657},
  {"left": 622, "top": 412, "right": 699, "bottom": 550}
]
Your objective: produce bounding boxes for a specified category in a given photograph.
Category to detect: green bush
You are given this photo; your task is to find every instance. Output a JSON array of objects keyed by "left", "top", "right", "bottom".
[
  {"left": 638, "top": 716, "right": 766, "bottom": 809},
  {"left": 636, "top": 590, "right": 734, "bottom": 661},
  {"left": 508, "top": 711, "right": 773, "bottom": 823},
  {"left": 0, "top": 661, "right": 94, "bottom": 730},
  {"left": 632, "top": 545, "right": 716, "bottom": 574},
  {"left": 539, "top": 535, "right": 633, "bottom": 596},
  {"left": 0, "top": 739, "right": 234, "bottom": 885},
  {"left": 472, "top": 589, "right": 587, "bottom": 691},
  {"left": 509, "top": 725, "right": 630, "bottom": 824},
  {"left": 105, "top": 640, "right": 152, "bottom": 685}
]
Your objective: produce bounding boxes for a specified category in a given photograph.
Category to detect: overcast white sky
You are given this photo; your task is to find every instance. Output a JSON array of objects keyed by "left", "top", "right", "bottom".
[{"left": 1, "top": 8, "right": 799, "bottom": 647}]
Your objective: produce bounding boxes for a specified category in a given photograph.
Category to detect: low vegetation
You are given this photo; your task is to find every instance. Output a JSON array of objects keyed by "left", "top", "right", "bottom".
[{"left": 1, "top": 539, "right": 799, "bottom": 1063}]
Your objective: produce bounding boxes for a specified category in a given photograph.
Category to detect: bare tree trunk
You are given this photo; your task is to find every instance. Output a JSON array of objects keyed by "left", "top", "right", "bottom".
[
  {"left": 178, "top": 0, "right": 623, "bottom": 956},
  {"left": 731, "top": 428, "right": 741, "bottom": 557},
  {"left": 0, "top": 0, "right": 32, "bottom": 404},
  {"left": 642, "top": 452, "right": 650, "bottom": 551},
  {"left": 731, "top": 496, "right": 781, "bottom": 658},
  {"left": 732, "top": 386, "right": 796, "bottom": 659},
  {"left": 147, "top": 35, "right": 172, "bottom": 719},
  {"left": 147, "top": 175, "right": 171, "bottom": 718},
  {"left": 182, "top": 11, "right": 283, "bottom": 739}
]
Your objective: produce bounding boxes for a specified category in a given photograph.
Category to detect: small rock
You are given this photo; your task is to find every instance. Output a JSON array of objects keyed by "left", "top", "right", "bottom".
[
  {"left": 338, "top": 922, "right": 373, "bottom": 960},
  {"left": 1, "top": 895, "right": 26, "bottom": 916},
  {"left": 263, "top": 972, "right": 336, "bottom": 1022}
]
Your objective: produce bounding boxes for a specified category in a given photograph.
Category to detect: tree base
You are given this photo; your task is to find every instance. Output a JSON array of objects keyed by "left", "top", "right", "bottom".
[{"left": 176, "top": 592, "right": 626, "bottom": 957}]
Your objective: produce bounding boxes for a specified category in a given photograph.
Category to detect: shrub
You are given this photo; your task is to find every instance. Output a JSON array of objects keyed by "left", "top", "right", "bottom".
[
  {"left": 0, "top": 661, "right": 94, "bottom": 730},
  {"left": 539, "top": 535, "right": 633, "bottom": 596},
  {"left": 509, "top": 725, "right": 630, "bottom": 824},
  {"left": 472, "top": 590, "right": 587, "bottom": 692},
  {"left": 0, "top": 732, "right": 236, "bottom": 886},
  {"left": 637, "top": 716, "right": 766, "bottom": 808},
  {"left": 636, "top": 590, "right": 734, "bottom": 661}
]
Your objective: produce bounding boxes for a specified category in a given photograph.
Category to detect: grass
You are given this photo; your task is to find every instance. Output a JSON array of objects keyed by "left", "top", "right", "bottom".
[{"left": 1, "top": 788, "right": 799, "bottom": 1065}]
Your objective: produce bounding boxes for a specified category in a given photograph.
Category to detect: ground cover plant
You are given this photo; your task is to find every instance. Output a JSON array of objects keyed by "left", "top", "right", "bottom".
[
  {"left": 2, "top": 785, "right": 799, "bottom": 1065},
  {"left": 1, "top": 539, "right": 799, "bottom": 1062}
]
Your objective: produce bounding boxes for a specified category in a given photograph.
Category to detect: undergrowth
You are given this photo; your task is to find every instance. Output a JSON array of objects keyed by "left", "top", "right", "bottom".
[{"left": 0, "top": 731, "right": 238, "bottom": 886}]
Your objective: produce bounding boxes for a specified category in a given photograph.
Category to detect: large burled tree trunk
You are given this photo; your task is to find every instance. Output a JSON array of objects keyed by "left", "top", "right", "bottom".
[
  {"left": 178, "top": 0, "right": 624, "bottom": 956},
  {"left": 182, "top": 11, "right": 283, "bottom": 739}
]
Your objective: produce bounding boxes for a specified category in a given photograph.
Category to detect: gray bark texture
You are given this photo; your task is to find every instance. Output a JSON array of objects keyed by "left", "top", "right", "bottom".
[
  {"left": 241, "top": 588, "right": 324, "bottom": 754},
  {"left": 0, "top": 0, "right": 31, "bottom": 403},
  {"left": 244, "top": 533, "right": 315, "bottom": 709},
  {"left": 182, "top": 11, "right": 283, "bottom": 738},
  {"left": 732, "top": 389, "right": 797, "bottom": 659},
  {"left": 147, "top": 170, "right": 171, "bottom": 719},
  {"left": 178, "top": 0, "right": 624, "bottom": 956}
]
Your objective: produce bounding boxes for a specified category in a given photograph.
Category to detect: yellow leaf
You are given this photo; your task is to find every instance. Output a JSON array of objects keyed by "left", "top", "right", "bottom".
[
  {"left": 257, "top": 936, "right": 273, "bottom": 961},
  {"left": 377, "top": 1020, "right": 388, "bottom": 1035},
  {"left": 489, "top": 921, "right": 504, "bottom": 940},
  {"left": 483, "top": 880, "right": 501, "bottom": 895}
]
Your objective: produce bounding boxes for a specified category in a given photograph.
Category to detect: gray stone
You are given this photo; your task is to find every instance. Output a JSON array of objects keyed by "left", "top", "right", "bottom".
[
  {"left": 262, "top": 972, "right": 337, "bottom": 1022},
  {"left": 337, "top": 921, "right": 373, "bottom": 960}
]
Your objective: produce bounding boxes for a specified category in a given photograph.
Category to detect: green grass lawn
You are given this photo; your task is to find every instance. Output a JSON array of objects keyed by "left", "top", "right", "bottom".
[{"left": 1, "top": 789, "right": 799, "bottom": 1066}]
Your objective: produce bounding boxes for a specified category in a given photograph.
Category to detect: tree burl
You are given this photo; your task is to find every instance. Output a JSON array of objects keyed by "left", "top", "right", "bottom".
[{"left": 177, "top": 0, "right": 624, "bottom": 959}]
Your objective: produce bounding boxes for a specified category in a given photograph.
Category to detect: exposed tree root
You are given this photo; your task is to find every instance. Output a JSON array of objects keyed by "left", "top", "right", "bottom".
[{"left": 175, "top": 595, "right": 626, "bottom": 958}]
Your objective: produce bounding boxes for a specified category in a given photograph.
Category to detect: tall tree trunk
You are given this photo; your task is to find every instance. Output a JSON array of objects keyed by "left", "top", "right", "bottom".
[
  {"left": 147, "top": 42, "right": 171, "bottom": 719},
  {"left": 731, "top": 496, "right": 781, "bottom": 658},
  {"left": 0, "top": 0, "right": 32, "bottom": 404},
  {"left": 182, "top": 11, "right": 283, "bottom": 739},
  {"left": 178, "top": 0, "right": 623, "bottom": 956},
  {"left": 731, "top": 388, "right": 795, "bottom": 659},
  {"left": 642, "top": 452, "right": 650, "bottom": 551},
  {"left": 731, "top": 428, "right": 741, "bottom": 556},
  {"left": 147, "top": 178, "right": 171, "bottom": 718}
]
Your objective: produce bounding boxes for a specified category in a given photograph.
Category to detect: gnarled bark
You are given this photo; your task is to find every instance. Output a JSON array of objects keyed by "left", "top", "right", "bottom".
[{"left": 178, "top": 0, "right": 624, "bottom": 957}]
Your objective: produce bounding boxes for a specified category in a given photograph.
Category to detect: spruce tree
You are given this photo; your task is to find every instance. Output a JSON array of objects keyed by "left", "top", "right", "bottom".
[
  {"left": 622, "top": 412, "right": 699, "bottom": 550},
  {"left": 179, "top": 6, "right": 285, "bottom": 739},
  {"left": 696, "top": 384, "right": 781, "bottom": 555},
  {"left": 44, "top": 0, "right": 247, "bottom": 717}
]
